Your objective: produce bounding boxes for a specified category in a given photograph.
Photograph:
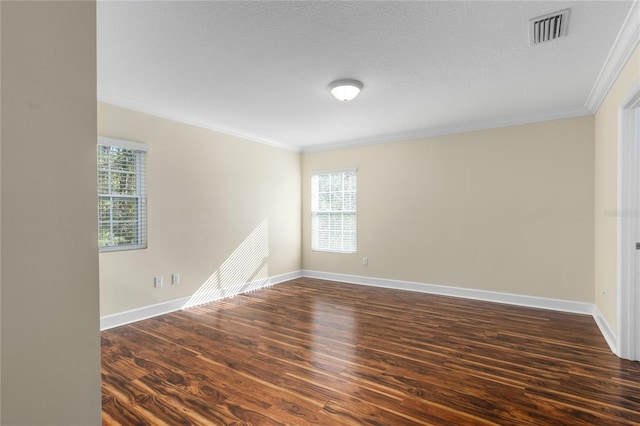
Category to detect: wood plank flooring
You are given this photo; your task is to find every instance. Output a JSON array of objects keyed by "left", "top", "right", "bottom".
[{"left": 102, "top": 277, "right": 640, "bottom": 425}]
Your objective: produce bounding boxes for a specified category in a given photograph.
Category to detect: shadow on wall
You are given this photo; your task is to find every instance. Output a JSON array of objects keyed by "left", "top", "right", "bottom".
[{"left": 183, "top": 218, "right": 270, "bottom": 309}]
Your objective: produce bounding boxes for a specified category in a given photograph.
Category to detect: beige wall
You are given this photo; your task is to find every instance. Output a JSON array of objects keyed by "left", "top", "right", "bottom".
[
  {"left": 594, "top": 45, "right": 640, "bottom": 331},
  {"left": 98, "top": 103, "right": 301, "bottom": 316},
  {"left": 1, "top": 2, "right": 101, "bottom": 424},
  {"left": 303, "top": 116, "right": 595, "bottom": 302},
  {"left": 0, "top": 2, "right": 3, "bottom": 421}
]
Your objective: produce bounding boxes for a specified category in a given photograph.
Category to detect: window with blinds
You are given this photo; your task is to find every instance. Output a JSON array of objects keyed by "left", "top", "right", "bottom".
[
  {"left": 98, "top": 137, "right": 148, "bottom": 252},
  {"left": 311, "top": 168, "right": 357, "bottom": 253}
]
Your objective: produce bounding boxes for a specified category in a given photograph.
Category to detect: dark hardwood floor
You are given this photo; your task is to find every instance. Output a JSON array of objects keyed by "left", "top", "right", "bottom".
[{"left": 102, "top": 277, "right": 640, "bottom": 425}]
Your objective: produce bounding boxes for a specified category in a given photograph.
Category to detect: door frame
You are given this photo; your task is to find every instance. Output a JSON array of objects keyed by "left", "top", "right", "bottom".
[{"left": 617, "top": 83, "right": 640, "bottom": 361}]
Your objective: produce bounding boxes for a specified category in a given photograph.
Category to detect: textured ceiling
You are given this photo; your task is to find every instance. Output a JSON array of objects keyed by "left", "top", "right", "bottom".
[{"left": 97, "top": 1, "right": 635, "bottom": 152}]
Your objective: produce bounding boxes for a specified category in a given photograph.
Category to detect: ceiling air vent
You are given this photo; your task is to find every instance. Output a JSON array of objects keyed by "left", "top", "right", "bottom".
[{"left": 529, "top": 8, "right": 570, "bottom": 46}]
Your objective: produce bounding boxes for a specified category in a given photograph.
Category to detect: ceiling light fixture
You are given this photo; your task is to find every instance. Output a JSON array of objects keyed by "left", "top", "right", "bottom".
[{"left": 329, "top": 79, "right": 363, "bottom": 102}]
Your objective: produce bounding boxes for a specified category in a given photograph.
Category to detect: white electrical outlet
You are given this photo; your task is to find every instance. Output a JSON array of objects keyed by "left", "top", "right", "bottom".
[
  {"left": 362, "top": 257, "right": 368, "bottom": 266},
  {"left": 172, "top": 273, "right": 180, "bottom": 285},
  {"left": 154, "top": 276, "right": 163, "bottom": 288}
]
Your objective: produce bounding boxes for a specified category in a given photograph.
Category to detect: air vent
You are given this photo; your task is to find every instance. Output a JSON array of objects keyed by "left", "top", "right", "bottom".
[{"left": 529, "top": 8, "right": 570, "bottom": 46}]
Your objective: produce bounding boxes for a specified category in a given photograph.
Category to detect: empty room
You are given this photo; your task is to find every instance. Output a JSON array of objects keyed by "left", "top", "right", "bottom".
[{"left": 2, "top": 0, "right": 640, "bottom": 425}]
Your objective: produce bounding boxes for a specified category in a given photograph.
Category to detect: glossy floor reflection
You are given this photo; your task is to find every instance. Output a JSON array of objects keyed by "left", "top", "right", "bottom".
[{"left": 102, "top": 277, "right": 640, "bottom": 425}]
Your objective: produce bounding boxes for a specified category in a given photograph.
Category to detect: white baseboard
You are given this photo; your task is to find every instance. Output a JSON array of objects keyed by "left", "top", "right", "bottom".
[
  {"left": 100, "top": 270, "right": 303, "bottom": 330},
  {"left": 100, "top": 296, "right": 191, "bottom": 331},
  {"left": 271, "top": 269, "right": 303, "bottom": 284},
  {"left": 592, "top": 305, "right": 618, "bottom": 355},
  {"left": 302, "top": 270, "right": 621, "bottom": 354},
  {"left": 302, "top": 270, "right": 594, "bottom": 315},
  {"left": 102, "top": 268, "right": 618, "bottom": 357}
]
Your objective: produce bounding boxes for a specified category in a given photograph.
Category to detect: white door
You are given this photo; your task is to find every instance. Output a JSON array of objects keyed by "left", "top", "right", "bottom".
[
  {"left": 618, "top": 91, "right": 640, "bottom": 361},
  {"left": 635, "top": 106, "right": 640, "bottom": 359}
]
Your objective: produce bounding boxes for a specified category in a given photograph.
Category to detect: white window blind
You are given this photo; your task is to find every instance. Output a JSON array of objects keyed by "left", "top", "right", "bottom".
[
  {"left": 311, "top": 168, "right": 357, "bottom": 253},
  {"left": 98, "top": 137, "right": 148, "bottom": 252}
]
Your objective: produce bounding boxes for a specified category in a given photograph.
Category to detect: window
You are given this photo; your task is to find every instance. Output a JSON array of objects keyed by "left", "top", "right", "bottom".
[
  {"left": 311, "top": 168, "right": 357, "bottom": 253},
  {"left": 98, "top": 137, "right": 148, "bottom": 251}
]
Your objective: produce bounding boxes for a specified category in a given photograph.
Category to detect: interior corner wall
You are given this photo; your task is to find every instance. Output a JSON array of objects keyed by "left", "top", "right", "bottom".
[
  {"left": 0, "top": 2, "right": 3, "bottom": 422},
  {"left": 97, "top": 103, "right": 302, "bottom": 317},
  {"left": 594, "top": 44, "right": 640, "bottom": 332},
  {"left": 302, "top": 116, "right": 595, "bottom": 303},
  {"left": 1, "top": 1, "right": 101, "bottom": 425}
]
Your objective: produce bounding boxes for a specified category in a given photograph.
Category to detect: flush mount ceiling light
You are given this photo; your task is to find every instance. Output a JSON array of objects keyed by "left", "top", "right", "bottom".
[{"left": 329, "top": 79, "right": 363, "bottom": 102}]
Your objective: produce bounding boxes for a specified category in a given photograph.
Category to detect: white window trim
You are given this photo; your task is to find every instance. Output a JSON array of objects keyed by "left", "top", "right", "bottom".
[
  {"left": 98, "top": 136, "right": 149, "bottom": 153},
  {"left": 311, "top": 167, "right": 357, "bottom": 254},
  {"left": 310, "top": 167, "right": 357, "bottom": 175},
  {"left": 98, "top": 136, "right": 149, "bottom": 252}
]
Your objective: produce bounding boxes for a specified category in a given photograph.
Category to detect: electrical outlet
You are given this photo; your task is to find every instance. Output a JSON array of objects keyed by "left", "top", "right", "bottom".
[
  {"left": 362, "top": 257, "right": 368, "bottom": 266},
  {"left": 172, "top": 273, "right": 180, "bottom": 285},
  {"left": 154, "top": 276, "right": 163, "bottom": 288}
]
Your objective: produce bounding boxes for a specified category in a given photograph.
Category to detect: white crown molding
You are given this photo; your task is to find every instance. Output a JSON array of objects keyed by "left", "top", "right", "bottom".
[
  {"left": 98, "top": 90, "right": 302, "bottom": 153},
  {"left": 100, "top": 270, "right": 302, "bottom": 330},
  {"left": 301, "top": 106, "right": 592, "bottom": 153},
  {"left": 586, "top": 0, "right": 640, "bottom": 113},
  {"left": 99, "top": 89, "right": 594, "bottom": 155}
]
